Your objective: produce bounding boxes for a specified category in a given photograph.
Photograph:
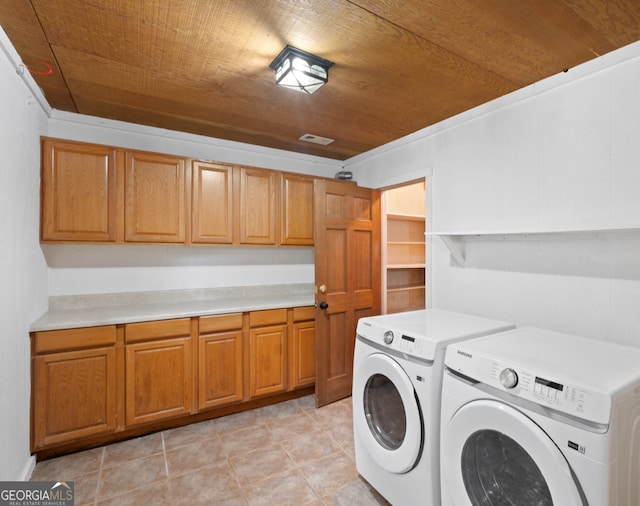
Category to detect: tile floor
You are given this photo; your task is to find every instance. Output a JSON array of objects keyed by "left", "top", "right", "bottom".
[{"left": 31, "top": 395, "right": 390, "bottom": 505}]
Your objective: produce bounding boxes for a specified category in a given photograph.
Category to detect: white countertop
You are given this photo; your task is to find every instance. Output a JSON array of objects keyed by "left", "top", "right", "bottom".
[{"left": 30, "top": 285, "right": 315, "bottom": 332}]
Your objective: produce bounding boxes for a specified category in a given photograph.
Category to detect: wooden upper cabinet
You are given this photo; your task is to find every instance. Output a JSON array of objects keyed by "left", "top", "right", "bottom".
[
  {"left": 125, "top": 151, "right": 187, "bottom": 243},
  {"left": 192, "top": 161, "right": 234, "bottom": 244},
  {"left": 40, "top": 138, "right": 318, "bottom": 247},
  {"left": 239, "top": 167, "right": 277, "bottom": 245},
  {"left": 41, "top": 138, "right": 117, "bottom": 242},
  {"left": 280, "top": 173, "right": 314, "bottom": 245}
]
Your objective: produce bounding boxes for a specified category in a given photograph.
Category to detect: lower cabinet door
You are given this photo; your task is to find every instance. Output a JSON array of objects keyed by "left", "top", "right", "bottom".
[
  {"left": 125, "top": 337, "right": 192, "bottom": 426},
  {"left": 198, "top": 330, "right": 243, "bottom": 410},
  {"left": 33, "top": 347, "right": 116, "bottom": 449},
  {"left": 249, "top": 324, "right": 287, "bottom": 397},
  {"left": 290, "top": 320, "right": 316, "bottom": 389}
]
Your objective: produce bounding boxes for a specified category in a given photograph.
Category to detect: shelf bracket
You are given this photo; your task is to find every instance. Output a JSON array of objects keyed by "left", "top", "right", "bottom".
[{"left": 439, "top": 235, "right": 465, "bottom": 267}]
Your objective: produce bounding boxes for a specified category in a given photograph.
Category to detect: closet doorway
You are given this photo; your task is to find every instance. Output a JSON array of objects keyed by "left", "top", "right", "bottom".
[{"left": 381, "top": 180, "right": 426, "bottom": 314}]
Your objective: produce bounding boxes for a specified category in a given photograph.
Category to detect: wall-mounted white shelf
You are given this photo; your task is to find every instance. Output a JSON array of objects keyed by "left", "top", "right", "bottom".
[{"left": 428, "top": 226, "right": 640, "bottom": 267}]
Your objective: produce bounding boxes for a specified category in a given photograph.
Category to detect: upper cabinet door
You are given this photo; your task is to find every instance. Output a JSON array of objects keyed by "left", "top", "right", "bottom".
[
  {"left": 125, "top": 151, "right": 186, "bottom": 243},
  {"left": 239, "top": 167, "right": 277, "bottom": 245},
  {"left": 192, "top": 161, "right": 234, "bottom": 244},
  {"left": 41, "top": 138, "right": 117, "bottom": 242},
  {"left": 280, "top": 173, "right": 314, "bottom": 245}
]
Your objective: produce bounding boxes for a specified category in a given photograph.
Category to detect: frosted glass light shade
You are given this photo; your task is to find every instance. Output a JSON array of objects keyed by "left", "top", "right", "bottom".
[{"left": 270, "top": 45, "right": 334, "bottom": 95}]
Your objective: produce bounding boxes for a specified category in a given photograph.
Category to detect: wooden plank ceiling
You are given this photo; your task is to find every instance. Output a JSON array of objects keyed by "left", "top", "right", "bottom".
[{"left": 1, "top": 0, "right": 638, "bottom": 160}]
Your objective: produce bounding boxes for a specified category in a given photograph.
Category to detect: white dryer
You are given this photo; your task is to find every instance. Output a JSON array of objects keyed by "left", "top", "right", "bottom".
[
  {"left": 440, "top": 327, "right": 640, "bottom": 506},
  {"left": 352, "top": 309, "right": 514, "bottom": 506}
]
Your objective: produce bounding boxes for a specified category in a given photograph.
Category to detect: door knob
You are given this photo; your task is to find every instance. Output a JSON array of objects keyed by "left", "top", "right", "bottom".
[{"left": 319, "top": 301, "right": 329, "bottom": 310}]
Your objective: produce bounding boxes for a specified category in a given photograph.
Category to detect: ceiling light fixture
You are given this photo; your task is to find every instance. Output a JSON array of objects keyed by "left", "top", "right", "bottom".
[{"left": 269, "top": 45, "right": 334, "bottom": 95}]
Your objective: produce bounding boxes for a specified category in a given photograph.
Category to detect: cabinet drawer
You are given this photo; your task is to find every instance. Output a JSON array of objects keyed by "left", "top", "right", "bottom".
[
  {"left": 199, "top": 313, "right": 243, "bottom": 334},
  {"left": 33, "top": 325, "right": 117, "bottom": 354},
  {"left": 249, "top": 309, "right": 287, "bottom": 327},
  {"left": 292, "top": 306, "right": 315, "bottom": 322},
  {"left": 125, "top": 318, "right": 191, "bottom": 343}
]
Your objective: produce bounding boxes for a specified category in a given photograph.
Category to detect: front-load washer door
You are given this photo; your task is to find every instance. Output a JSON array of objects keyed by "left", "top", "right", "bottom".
[
  {"left": 353, "top": 352, "right": 423, "bottom": 474},
  {"left": 442, "top": 399, "right": 586, "bottom": 506}
]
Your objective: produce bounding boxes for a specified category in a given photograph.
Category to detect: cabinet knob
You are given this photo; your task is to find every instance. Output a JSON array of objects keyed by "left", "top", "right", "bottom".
[{"left": 318, "top": 301, "right": 329, "bottom": 310}]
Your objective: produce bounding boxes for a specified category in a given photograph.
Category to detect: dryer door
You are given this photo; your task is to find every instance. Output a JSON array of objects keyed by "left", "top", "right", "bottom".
[
  {"left": 442, "top": 399, "right": 586, "bottom": 505},
  {"left": 353, "top": 352, "right": 423, "bottom": 474}
]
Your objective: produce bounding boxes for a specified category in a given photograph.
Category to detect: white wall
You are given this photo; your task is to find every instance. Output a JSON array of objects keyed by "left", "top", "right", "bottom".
[
  {"left": 3, "top": 17, "right": 639, "bottom": 480},
  {"left": 0, "top": 25, "right": 334, "bottom": 478},
  {"left": 48, "top": 110, "right": 342, "bottom": 178},
  {"left": 347, "top": 41, "right": 640, "bottom": 348},
  {"left": 0, "top": 29, "right": 49, "bottom": 479},
  {"left": 42, "top": 94, "right": 343, "bottom": 296},
  {"left": 44, "top": 244, "right": 314, "bottom": 295}
]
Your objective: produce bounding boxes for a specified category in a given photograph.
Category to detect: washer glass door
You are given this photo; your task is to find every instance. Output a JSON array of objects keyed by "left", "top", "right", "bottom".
[
  {"left": 364, "top": 373, "right": 406, "bottom": 450},
  {"left": 442, "top": 399, "right": 586, "bottom": 505},
  {"left": 353, "top": 352, "right": 423, "bottom": 474},
  {"left": 462, "top": 429, "right": 552, "bottom": 504}
]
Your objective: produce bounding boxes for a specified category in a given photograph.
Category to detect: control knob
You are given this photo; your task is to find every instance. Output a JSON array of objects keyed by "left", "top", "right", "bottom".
[
  {"left": 383, "top": 331, "right": 394, "bottom": 345},
  {"left": 499, "top": 368, "right": 519, "bottom": 389}
]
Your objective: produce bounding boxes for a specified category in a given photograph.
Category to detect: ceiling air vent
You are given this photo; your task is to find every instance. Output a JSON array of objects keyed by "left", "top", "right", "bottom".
[{"left": 299, "top": 133, "right": 334, "bottom": 145}]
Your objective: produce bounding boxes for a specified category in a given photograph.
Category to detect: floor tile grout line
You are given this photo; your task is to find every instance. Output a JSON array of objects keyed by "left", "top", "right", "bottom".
[
  {"left": 36, "top": 395, "right": 369, "bottom": 505},
  {"left": 280, "top": 429, "right": 352, "bottom": 504},
  {"left": 93, "top": 446, "right": 105, "bottom": 506},
  {"left": 285, "top": 444, "right": 325, "bottom": 505},
  {"left": 160, "top": 431, "right": 175, "bottom": 504},
  {"left": 227, "top": 454, "right": 250, "bottom": 505},
  {"left": 161, "top": 432, "right": 170, "bottom": 478}
]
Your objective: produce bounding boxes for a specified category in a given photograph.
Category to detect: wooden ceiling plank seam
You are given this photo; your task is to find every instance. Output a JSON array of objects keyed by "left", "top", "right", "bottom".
[
  {"left": 27, "top": 0, "right": 80, "bottom": 112},
  {"left": 76, "top": 96, "right": 356, "bottom": 159},
  {"left": 52, "top": 43, "right": 480, "bottom": 150},
  {"left": 347, "top": 0, "right": 614, "bottom": 86},
  {"left": 1, "top": 0, "right": 638, "bottom": 159},
  {"left": 0, "top": 0, "right": 77, "bottom": 112},
  {"left": 67, "top": 80, "right": 371, "bottom": 158}
]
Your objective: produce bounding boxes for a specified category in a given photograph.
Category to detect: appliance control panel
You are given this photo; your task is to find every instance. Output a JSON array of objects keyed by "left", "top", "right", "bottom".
[
  {"left": 356, "top": 321, "right": 435, "bottom": 361},
  {"left": 446, "top": 349, "right": 612, "bottom": 425}
]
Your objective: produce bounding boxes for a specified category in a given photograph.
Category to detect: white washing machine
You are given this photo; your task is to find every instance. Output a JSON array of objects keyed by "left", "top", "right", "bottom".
[
  {"left": 352, "top": 309, "right": 514, "bottom": 506},
  {"left": 440, "top": 327, "right": 640, "bottom": 506}
]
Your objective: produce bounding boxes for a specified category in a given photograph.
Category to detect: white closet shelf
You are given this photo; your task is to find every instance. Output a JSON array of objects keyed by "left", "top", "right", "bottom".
[
  {"left": 428, "top": 226, "right": 640, "bottom": 267},
  {"left": 387, "top": 285, "right": 425, "bottom": 292},
  {"left": 387, "top": 263, "right": 426, "bottom": 269}
]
